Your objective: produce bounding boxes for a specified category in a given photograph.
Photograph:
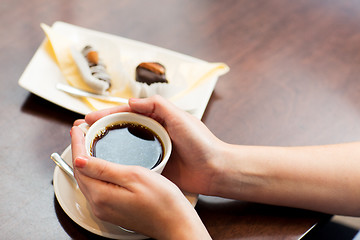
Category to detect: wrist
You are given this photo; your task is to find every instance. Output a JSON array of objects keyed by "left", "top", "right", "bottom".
[
  {"left": 169, "top": 215, "right": 211, "bottom": 240},
  {"left": 160, "top": 202, "right": 211, "bottom": 240},
  {"left": 205, "top": 141, "right": 234, "bottom": 196},
  {"left": 208, "top": 143, "right": 254, "bottom": 198}
]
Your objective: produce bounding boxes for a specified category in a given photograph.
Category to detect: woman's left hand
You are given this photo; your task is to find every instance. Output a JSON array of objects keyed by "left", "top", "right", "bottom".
[{"left": 70, "top": 125, "right": 211, "bottom": 240}]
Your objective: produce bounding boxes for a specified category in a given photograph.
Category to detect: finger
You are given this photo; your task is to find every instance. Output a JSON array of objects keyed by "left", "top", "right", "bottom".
[
  {"left": 74, "top": 163, "right": 131, "bottom": 212},
  {"left": 74, "top": 168, "right": 102, "bottom": 198},
  {"left": 85, "top": 105, "right": 131, "bottom": 125},
  {"left": 70, "top": 126, "right": 87, "bottom": 166},
  {"left": 74, "top": 152, "right": 147, "bottom": 189},
  {"left": 129, "top": 95, "right": 184, "bottom": 125},
  {"left": 73, "top": 119, "right": 86, "bottom": 126},
  {"left": 129, "top": 95, "right": 173, "bottom": 114}
]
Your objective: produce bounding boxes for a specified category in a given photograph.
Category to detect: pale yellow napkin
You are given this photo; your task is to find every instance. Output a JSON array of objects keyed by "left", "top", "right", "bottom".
[{"left": 41, "top": 23, "right": 229, "bottom": 111}]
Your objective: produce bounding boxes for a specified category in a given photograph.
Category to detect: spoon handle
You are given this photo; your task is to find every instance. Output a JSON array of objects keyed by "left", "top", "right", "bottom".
[
  {"left": 56, "top": 83, "right": 128, "bottom": 104},
  {"left": 51, "top": 152, "right": 77, "bottom": 185}
]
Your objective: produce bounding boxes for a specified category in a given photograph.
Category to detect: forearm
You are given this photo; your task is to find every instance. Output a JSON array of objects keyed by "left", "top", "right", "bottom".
[{"left": 210, "top": 142, "right": 360, "bottom": 216}]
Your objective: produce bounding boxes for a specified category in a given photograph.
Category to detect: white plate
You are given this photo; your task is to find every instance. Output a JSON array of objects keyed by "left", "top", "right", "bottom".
[
  {"left": 53, "top": 145, "right": 198, "bottom": 239},
  {"left": 19, "top": 21, "right": 223, "bottom": 119}
]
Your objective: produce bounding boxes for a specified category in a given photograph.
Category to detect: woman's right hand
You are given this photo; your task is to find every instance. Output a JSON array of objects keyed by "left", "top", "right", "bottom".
[{"left": 83, "top": 95, "right": 225, "bottom": 195}]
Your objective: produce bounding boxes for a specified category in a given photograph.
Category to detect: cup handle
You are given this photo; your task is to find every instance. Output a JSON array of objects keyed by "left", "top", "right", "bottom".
[{"left": 78, "top": 123, "right": 90, "bottom": 134}]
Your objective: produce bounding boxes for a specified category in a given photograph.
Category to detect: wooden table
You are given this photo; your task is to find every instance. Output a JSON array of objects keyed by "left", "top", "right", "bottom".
[{"left": 2, "top": 0, "right": 360, "bottom": 239}]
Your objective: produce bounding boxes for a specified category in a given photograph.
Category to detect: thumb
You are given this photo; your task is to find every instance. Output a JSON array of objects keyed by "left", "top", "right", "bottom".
[
  {"left": 74, "top": 155, "right": 135, "bottom": 187},
  {"left": 129, "top": 95, "right": 183, "bottom": 124}
]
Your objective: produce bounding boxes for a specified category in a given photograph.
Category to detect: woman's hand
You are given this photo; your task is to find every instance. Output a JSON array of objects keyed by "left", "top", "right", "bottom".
[{"left": 71, "top": 126, "right": 211, "bottom": 239}]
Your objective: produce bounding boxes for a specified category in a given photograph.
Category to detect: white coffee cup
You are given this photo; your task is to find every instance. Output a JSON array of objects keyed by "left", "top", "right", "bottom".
[{"left": 78, "top": 112, "right": 172, "bottom": 174}]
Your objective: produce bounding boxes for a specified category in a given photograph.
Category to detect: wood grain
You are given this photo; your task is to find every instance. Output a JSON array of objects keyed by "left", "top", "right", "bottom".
[{"left": 3, "top": 0, "right": 360, "bottom": 239}]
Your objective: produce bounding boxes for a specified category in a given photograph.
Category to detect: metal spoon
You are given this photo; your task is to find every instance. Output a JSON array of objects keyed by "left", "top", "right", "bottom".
[
  {"left": 56, "top": 83, "right": 128, "bottom": 104},
  {"left": 51, "top": 152, "right": 77, "bottom": 186}
]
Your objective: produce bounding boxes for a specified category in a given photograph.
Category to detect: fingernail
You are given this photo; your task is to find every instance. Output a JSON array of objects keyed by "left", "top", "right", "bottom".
[{"left": 74, "top": 156, "right": 88, "bottom": 168}]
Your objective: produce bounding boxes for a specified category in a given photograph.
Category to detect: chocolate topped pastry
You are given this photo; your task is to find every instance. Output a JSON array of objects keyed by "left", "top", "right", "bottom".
[{"left": 136, "top": 62, "right": 168, "bottom": 85}]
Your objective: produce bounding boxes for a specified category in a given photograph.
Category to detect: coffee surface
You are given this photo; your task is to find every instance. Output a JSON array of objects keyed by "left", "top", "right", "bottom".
[{"left": 91, "top": 122, "right": 163, "bottom": 169}]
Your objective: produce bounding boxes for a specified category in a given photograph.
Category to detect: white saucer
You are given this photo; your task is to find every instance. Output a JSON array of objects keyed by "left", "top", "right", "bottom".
[{"left": 53, "top": 145, "right": 198, "bottom": 239}]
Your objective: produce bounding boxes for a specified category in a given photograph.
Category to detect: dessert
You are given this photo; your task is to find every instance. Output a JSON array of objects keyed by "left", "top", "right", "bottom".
[
  {"left": 71, "top": 45, "right": 111, "bottom": 94},
  {"left": 135, "top": 62, "right": 168, "bottom": 85}
]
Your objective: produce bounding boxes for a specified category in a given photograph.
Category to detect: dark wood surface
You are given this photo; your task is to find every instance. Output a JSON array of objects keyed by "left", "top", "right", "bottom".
[{"left": 2, "top": 0, "right": 360, "bottom": 239}]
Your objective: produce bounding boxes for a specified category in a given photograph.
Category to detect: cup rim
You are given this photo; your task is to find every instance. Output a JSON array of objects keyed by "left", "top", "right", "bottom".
[{"left": 84, "top": 112, "right": 172, "bottom": 173}]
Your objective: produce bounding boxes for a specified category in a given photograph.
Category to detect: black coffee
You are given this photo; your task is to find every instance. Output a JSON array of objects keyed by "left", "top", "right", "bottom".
[{"left": 91, "top": 122, "right": 164, "bottom": 169}]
